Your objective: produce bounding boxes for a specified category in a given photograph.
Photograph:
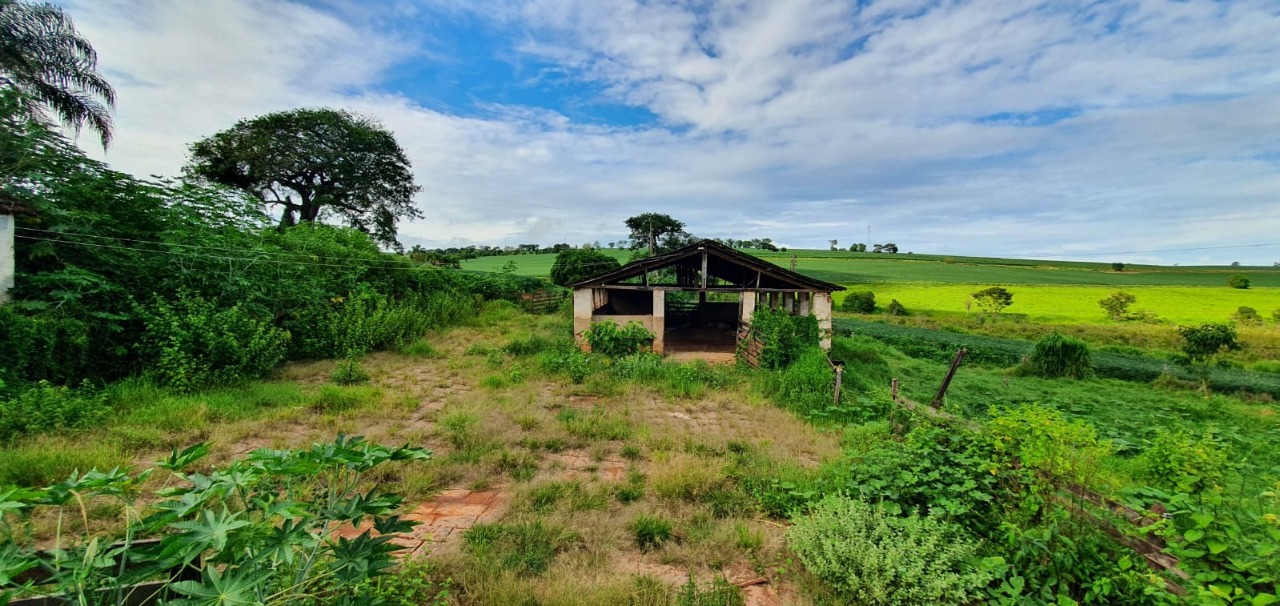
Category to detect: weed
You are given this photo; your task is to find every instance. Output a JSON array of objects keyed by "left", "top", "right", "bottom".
[
  {"left": 401, "top": 339, "right": 442, "bottom": 359},
  {"left": 620, "top": 444, "right": 644, "bottom": 461},
  {"left": 631, "top": 514, "right": 675, "bottom": 551},
  {"left": 310, "top": 385, "right": 380, "bottom": 413},
  {"left": 463, "top": 521, "right": 579, "bottom": 576},
  {"left": 331, "top": 357, "right": 370, "bottom": 385},
  {"left": 651, "top": 453, "right": 726, "bottom": 503},
  {"left": 734, "top": 522, "right": 763, "bottom": 552},
  {"left": 675, "top": 574, "right": 746, "bottom": 606},
  {"left": 0, "top": 438, "right": 130, "bottom": 486},
  {"left": 556, "top": 406, "right": 633, "bottom": 440}
]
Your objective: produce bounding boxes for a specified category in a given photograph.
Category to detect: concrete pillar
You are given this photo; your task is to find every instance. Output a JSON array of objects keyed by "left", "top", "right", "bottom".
[
  {"left": 798, "top": 292, "right": 811, "bottom": 316},
  {"left": 573, "top": 288, "right": 594, "bottom": 351},
  {"left": 813, "top": 292, "right": 833, "bottom": 350},
  {"left": 652, "top": 289, "right": 665, "bottom": 355},
  {"left": 739, "top": 291, "right": 757, "bottom": 326},
  {"left": 0, "top": 214, "right": 12, "bottom": 305},
  {"left": 782, "top": 292, "right": 794, "bottom": 314}
]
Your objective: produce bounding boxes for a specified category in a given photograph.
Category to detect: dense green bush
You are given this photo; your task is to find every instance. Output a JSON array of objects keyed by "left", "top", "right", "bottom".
[
  {"left": 549, "top": 248, "right": 622, "bottom": 286},
  {"left": 886, "top": 299, "right": 907, "bottom": 316},
  {"left": 137, "top": 293, "right": 289, "bottom": 391},
  {"left": 1022, "top": 333, "right": 1094, "bottom": 379},
  {"left": 839, "top": 424, "right": 1006, "bottom": 533},
  {"left": 745, "top": 306, "right": 820, "bottom": 369},
  {"left": 1233, "top": 306, "right": 1262, "bottom": 325},
  {"left": 788, "top": 495, "right": 990, "bottom": 606},
  {"left": 1136, "top": 428, "right": 1230, "bottom": 494},
  {"left": 1227, "top": 274, "right": 1250, "bottom": 289},
  {"left": 0, "top": 380, "right": 107, "bottom": 442},
  {"left": 0, "top": 307, "right": 92, "bottom": 394},
  {"left": 583, "top": 320, "right": 654, "bottom": 357},
  {"left": 1178, "top": 322, "right": 1241, "bottom": 362},
  {"left": 841, "top": 290, "right": 875, "bottom": 313}
]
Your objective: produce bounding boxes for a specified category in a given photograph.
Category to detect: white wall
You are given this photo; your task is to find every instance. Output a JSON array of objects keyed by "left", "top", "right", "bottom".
[{"left": 0, "top": 214, "right": 13, "bottom": 305}]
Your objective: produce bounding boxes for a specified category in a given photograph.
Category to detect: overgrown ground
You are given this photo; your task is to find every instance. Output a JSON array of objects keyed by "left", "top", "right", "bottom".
[{"left": 0, "top": 302, "right": 844, "bottom": 605}]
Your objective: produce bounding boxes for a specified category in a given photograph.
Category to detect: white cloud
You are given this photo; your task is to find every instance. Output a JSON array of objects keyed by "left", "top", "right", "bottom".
[{"left": 56, "top": 0, "right": 1280, "bottom": 264}]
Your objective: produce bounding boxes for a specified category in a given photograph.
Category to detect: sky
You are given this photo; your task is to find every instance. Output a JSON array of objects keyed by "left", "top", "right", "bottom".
[{"left": 58, "top": 0, "right": 1280, "bottom": 265}]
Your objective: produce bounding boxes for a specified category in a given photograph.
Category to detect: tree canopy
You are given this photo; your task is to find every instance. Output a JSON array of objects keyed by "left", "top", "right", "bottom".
[
  {"left": 0, "top": 0, "right": 114, "bottom": 148},
  {"left": 185, "top": 108, "right": 422, "bottom": 249},
  {"left": 624, "top": 213, "right": 688, "bottom": 254},
  {"left": 550, "top": 248, "right": 621, "bottom": 286}
]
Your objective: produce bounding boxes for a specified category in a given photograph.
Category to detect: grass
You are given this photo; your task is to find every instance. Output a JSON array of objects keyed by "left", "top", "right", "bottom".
[
  {"left": 842, "top": 282, "right": 1280, "bottom": 325},
  {"left": 461, "top": 249, "right": 631, "bottom": 277}
]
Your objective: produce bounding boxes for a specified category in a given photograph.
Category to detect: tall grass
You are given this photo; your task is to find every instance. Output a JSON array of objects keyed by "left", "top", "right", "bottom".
[{"left": 1022, "top": 333, "right": 1094, "bottom": 379}]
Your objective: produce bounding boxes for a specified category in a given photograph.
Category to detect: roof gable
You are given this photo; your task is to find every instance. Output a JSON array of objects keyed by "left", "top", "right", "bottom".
[{"left": 570, "top": 240, "right": 844, "bottom": 292}]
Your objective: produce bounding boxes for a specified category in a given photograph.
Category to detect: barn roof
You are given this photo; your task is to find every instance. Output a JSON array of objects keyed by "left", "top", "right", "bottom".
[{"left": 571, "top": 239, "right": 844, "bottom": 292}]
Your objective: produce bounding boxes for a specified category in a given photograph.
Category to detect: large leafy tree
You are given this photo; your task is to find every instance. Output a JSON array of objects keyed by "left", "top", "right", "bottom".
[
  {"left": 624, "top": 212, "right": 688, "bottom": 255},
  {"left": 185, "top": 108, "right": 423, "bottom": 249},
  {"left": 0, "top": 0, "right": 115, "bottom": 148}
]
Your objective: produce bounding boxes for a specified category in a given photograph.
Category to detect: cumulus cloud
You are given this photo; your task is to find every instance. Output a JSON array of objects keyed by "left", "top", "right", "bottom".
[{"left": 59, "top": 0, "right": 1280, "bottom": 263}]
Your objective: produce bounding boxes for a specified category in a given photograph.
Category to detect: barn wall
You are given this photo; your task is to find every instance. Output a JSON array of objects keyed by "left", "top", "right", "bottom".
[{"left": 814, "top": 292, "right": 833, "bottom": 350}]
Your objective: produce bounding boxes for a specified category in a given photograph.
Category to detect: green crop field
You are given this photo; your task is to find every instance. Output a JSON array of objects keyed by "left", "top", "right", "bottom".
[
  {"left": 838, "top": 283, "right": 1280, "bottom": 325},
  {"left": 460, "top": 249, "right": 630, "bottom": 276}
]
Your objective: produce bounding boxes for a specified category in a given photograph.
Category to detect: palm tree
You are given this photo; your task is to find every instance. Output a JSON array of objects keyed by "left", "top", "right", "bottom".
[{"left": 0, "top": 0, "right": 114, "bottom": 148}]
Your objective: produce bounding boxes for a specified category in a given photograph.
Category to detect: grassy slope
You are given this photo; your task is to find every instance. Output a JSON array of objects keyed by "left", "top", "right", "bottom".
[{"left": 856, "top": 335, "right": 1280, "bottom": 490}]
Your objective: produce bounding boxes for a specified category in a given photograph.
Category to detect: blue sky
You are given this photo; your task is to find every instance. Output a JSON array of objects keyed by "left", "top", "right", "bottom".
[{"left": 62, "top": 0, "right": 1280, "bottom": 264}]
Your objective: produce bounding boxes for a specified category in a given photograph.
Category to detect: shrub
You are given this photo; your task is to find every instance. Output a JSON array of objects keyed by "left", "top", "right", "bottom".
[
  {"left": 1232, "top": 306, "right": 1262, "bottom": 325},
  {"left": 331, "top": 357, "right": 371, "bottom": 385},
  {"left": 1136, "top": 428, "right": 1230, "bottom": 493},
  {"left": 583, "top": 321, "right": 654, "bottom": 357},
  {"left": 400, "top": 339, "right": 441, "bottom": 358},
  {"left": 1178, "top": 322, "right": 1242, "bottom": 362},
  {"left": 0, "top": 381, "right": 108, "bottom": 442},
  {"left": 788, "top": 495, "right": 990, "bottom": 606},
  {"left": 1021, "top": 333, "right": 1094, "bottom": 379},
  {"left": 1112, "top": 262, "right": 1126, "bottom": 272},
  {"left": 556, "top": 406, "right": 632, "bottom": 440},
  {"left": 1098, "top": 291, "right": 1136, "bottom": 321},
  {"left": 631, "top": 514, "right": 675, "bottom": 551},
  {"left": 745, "top": 306, "right": 819, "bottom": 369},
  {"left": 971, "top": 286, "right": 1013, "bottom": 314},
  {"left": 549, "top": 248, "right": 622, "bottom": 286},
  {"left": 137, "top": 293, "right": 289, "bottom": 391},
  {"left": 1226, "top": 274, "right": 1250, "bottom": 289},
  {"left": 841, "top": 290, "right": 875, "bottom": 313},
  {"left": 885, "top": 299, "right": 907, "bottom": 316}
]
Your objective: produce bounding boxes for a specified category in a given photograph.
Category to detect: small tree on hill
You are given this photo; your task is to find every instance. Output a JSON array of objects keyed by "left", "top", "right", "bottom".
[
  {"left": 1227, "top": 274, "right": 1250, "bottom": 289},
  {"left": 1098, "top": 291, "right": 1136, "bottom": 321},
  {"left": 1111, "top": 262, "right": 1125, "bottom": 272},
  {"left": 971, "top": 286, "right": 1013, "bottom": 314},
  {"left": 550, "top": 248, "right": 621, "bottom": 286},
  {"left": 1232, "top": 306, "right": 1262, "bottom": 325}
]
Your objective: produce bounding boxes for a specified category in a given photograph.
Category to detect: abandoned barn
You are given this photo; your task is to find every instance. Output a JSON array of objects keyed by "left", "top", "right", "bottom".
[{"left": 570, "top": 240, "right": 845, "bottom": 359}]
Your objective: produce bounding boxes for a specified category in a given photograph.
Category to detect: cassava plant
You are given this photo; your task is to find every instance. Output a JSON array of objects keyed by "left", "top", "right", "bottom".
[{"left": 0, "top": 435, "right": 430, "bottom": 605}]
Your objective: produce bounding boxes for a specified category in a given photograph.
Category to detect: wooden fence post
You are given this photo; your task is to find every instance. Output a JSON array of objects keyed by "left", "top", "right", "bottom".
[{"left": 931, "top": 348, "right": 968, "bottom": 409}]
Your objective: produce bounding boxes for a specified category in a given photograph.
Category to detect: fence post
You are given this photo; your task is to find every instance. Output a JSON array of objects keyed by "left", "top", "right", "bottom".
[
  {"left": 931, "top": 348, "right": 968, "bottom": 409},
  {"left": 833, "top": 364, "right": 844, "bottom": 405}
]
